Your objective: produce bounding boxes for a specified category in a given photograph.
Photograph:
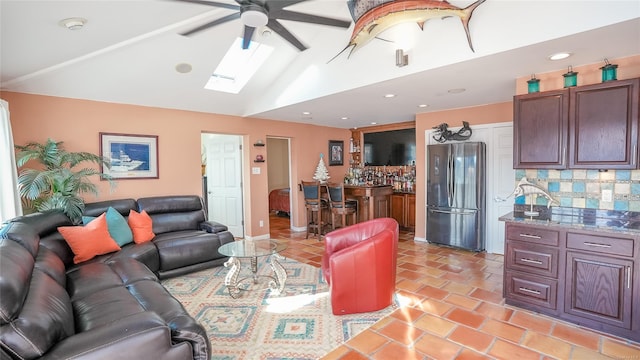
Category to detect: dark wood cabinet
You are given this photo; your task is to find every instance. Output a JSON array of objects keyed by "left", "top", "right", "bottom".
[
  {"left": 513, "top": 78, "right": 640, "bottom": 169},
  {"left": 569, "top": 79, "right": 639, "bottom": 169},
  {"left": 502, "top": 222, "right": 639, "bottom": 342},
  {"left": 513, "top": 90, "right": 568, "bottom": 169},
  {"left": 390, "top": 193, "right": 415, "bottom": 230}
]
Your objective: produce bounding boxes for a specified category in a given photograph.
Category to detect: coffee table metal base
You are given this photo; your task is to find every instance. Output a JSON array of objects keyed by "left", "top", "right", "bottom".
[{"left": 224, "top": 254, "right": 287, "bottom": 298}]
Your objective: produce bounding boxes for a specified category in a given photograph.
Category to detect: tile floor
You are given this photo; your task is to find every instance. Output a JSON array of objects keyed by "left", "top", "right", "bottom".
[{"left": 268, "top": 213, "right": 640, "bottom": 360}]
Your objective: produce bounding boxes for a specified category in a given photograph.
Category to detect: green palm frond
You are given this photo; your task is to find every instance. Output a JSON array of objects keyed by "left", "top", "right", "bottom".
[{"left": 15, "top": 138, "right": 114, "bottom": 223}]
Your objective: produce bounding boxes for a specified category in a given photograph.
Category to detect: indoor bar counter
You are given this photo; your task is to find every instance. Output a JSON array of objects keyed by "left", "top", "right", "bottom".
[{"left": 344, "top": 185, "right": 393, "bottom": 223}]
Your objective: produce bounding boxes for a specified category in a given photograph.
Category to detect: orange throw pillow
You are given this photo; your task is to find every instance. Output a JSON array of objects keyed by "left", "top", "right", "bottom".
[
  {"left": 128, "top": 210, "right": 155, "bottom": 244},
  {"left": 58, "top": 213, "right": 121, "bottom": 264}
]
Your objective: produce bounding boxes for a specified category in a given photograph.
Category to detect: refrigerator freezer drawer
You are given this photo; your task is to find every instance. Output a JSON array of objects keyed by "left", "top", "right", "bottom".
[{"left": 427, "top": 207, "right": 484, "bottom": 251}]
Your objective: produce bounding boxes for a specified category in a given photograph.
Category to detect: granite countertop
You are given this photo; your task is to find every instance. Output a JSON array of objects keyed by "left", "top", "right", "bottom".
[{"left": 499, "top": 205, "right": 640, "bottom": 235}]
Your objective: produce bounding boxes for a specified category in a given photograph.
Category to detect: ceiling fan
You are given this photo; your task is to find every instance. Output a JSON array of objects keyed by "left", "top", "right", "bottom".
[{"left": 176, "top": 0, "right": 352, "bottom": 51}]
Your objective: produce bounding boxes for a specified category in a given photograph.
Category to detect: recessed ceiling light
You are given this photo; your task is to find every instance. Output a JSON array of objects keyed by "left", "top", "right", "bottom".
[
  {"left": 384, "top": 94, "right": 395, "bottom": 98},
  {"left": 448, "top": 88, "right": 466, "bottom": 94},
  {"left": 418, "top": 104, "right": 428, "bottom": 108},
  {"left": 370, "top": 122, "right": 377, "bottom": 125},
  {"left": 341, "top": 117, "right": 348, "bottom": 120},
  {"left": 175, "top": 63, "right": 192, "bottom": 74},
  {"left": 302, "top": 111, "right": 311, "bottom": 115},
  {"left": 59, "top": 17, "right": 87, "bottom": 30},
  {"left": 549, "top": 52, "right": 571, "bottom": 61}
]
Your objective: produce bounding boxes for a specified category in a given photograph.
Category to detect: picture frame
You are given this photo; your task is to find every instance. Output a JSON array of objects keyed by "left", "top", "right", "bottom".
[
  {"left": 100, "top": 132, "right": 159, "bottom": 179},
  {"left": 328, "top": 140, "right": 344, "bottom": 166}
]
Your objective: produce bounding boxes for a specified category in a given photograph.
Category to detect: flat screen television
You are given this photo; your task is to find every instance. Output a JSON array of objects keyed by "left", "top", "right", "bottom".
[{"left": 363, "top": 128, "right": 416, "bottom": 166}]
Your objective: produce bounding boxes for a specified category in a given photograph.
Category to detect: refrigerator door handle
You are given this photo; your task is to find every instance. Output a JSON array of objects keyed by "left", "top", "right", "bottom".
[
  {"left": 429, "top": 208, "right": 476, "bottom": 215},
  {"left": 447, "top": 151, "right": 453, "bottom": 207}
]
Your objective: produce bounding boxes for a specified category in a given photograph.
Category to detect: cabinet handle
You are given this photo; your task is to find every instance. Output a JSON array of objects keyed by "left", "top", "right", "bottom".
[
  {"left": 633, "top": 145, "right": 637, "bottom": 165},
  {"left": 519, "top": 287, "right": 541, "bottom": 295},
  {"left": 627, "top": 267, "right": 631, "bottom": 289},
  {"left": 520, "top": 258, "right": 543, "bottom": 265},
  {"left": 519, "top": 233, "right": 541, "bottom": 239},
  {"left": 583, "top": 242, "right": 611, "bottom": 248}
]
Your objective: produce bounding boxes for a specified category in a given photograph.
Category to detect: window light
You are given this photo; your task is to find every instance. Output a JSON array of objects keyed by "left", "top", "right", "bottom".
[{"left": 204, "top": 38, "right": 273, "bottom": 94}]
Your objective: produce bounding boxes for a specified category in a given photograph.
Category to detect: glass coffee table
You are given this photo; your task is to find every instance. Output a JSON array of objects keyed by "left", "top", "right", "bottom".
[{"left": 218, "top": 239, "right": 287, "bottom": 298}]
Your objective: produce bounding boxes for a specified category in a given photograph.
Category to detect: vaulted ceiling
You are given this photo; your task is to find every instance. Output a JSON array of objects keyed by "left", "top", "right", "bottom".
[{"left": 1, "top": 1, "right": 639, "bottom": 129}]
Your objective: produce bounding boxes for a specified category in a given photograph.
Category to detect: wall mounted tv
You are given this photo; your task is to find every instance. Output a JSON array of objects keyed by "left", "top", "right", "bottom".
[{"left": 363, "top": 128, "right": 416, "bottom": 166}]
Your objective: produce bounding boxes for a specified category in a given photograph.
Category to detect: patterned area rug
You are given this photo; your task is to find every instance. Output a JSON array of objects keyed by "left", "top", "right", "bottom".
[{"left": 162, "top": 257, "right": 396, "bottom": 360}]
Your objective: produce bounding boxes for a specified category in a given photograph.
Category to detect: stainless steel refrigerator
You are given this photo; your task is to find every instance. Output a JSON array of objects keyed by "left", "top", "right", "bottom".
[{"left": 426, "top": 142, "right": 486, "bottom": 251}]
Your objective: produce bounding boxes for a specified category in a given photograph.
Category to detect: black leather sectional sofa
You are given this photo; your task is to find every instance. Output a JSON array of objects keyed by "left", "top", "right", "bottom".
[{"left": 0, "top": 195, "right": 234, "bottom": 360}]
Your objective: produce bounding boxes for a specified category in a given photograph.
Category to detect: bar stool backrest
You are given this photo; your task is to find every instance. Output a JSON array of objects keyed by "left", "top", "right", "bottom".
[{"left": 301, "top": 180, "right": 322, "bottom": 206}]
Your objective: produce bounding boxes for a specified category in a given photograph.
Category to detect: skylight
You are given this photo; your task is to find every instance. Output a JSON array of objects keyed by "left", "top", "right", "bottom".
[{"left": 204, "top": 38, "right": 274, "bottom": 94}]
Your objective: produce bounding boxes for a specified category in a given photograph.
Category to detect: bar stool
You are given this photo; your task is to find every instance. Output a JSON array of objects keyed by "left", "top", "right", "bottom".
[
  {"left": 301, "top": 180, "right": 329, "bottom": 239},
  {"left": 326, "top": 182, "right": 358, "bottom": 230}
]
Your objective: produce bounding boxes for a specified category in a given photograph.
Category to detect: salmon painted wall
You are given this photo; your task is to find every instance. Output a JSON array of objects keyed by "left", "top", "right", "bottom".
[
  {"left": 415, "top": 54, "right": 640, "bottom": 240},
  {"left": 2, "top": 92, "right": 351, "bottom": 237}
]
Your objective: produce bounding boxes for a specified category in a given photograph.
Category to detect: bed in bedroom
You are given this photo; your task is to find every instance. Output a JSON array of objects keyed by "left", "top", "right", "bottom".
[{"left": 269, "top": 188, "right": 290, "bottom": 216}]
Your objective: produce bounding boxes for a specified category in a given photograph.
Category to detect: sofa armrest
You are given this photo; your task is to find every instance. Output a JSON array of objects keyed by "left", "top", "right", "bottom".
[
  {"left": 199, "top": 221, "right": 228, "bottom": 233},
  {"left": 41, "top": 312, "right": 197, "bottom": 360}
]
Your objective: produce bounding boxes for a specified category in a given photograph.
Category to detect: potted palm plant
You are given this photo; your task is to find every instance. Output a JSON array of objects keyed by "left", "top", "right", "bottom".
[{"left": 15, "top": 138, "right": 114, "bottom": 223}]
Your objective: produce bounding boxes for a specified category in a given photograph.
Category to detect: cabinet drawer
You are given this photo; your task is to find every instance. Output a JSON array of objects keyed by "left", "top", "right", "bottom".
[
  {"left": 566, "top": 232, "right": 634, "bottom": 257},
  {"left": 506, "top": 241, "right": 558, "bottom": 277},
  {"left": 506, "top": 224, "right": 559, "bottom": 246},
  {"left": 505, "top": 271, "right": 557, "bottom": 310}
]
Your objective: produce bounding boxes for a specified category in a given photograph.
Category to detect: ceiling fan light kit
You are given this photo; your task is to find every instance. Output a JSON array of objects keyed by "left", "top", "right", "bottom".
[{"left": 241, "top": 5, "right": 268, "bottom": 27}]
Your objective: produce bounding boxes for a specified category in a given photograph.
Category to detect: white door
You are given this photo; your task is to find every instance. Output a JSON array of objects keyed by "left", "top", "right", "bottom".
[
  {"left": 202, "top": 134, "right": 244, "bottom": 238},
  {"left": 426, "top": 123, "right": 513, "bottom": 254}
]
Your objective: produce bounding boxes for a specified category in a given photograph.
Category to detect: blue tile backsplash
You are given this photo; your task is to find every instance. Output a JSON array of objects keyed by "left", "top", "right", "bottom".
[{"left": 514, "top": 169, "right": 640, "bottom": 211}]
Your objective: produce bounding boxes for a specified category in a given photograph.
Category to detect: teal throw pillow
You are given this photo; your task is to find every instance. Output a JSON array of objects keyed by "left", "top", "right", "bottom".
[{"left": 83, "top": 207, "right": 134, "bottom": 247}]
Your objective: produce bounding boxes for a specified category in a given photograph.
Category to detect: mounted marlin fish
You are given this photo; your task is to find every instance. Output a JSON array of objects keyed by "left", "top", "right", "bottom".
[
  {"left": 333, "top": 0, "right": 486, "bottom": 59},
  {"left": 496, "top": 177, "right": 558, "bottom": 208}
]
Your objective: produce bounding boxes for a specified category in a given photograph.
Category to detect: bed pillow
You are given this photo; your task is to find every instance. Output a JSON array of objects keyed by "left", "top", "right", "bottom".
[
  {"left": 128, "top": 209, "right": 155, "bottom": 244},
  {"left": 82, "top": 207, "right": 134, "bottom": 246},
  {"left": 59, "top": 213, "right": 121, "bottom": 264}
]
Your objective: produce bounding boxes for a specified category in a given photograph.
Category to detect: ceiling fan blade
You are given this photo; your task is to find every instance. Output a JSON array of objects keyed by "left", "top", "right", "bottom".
[
  {"left": 181, "top": 12, "right": 241, "bottom": 36},
  {"left": 272, "top": 9, "right": 351, "bottom": 28},
  {"left": 267, "top": 19, "right": 306, "bottom": 51},
  {"left": 242, "top": 25, "right": 256, "bottom": 49},
  {"left": 174, "top": 0, "right": 240, "bottom": 11}
]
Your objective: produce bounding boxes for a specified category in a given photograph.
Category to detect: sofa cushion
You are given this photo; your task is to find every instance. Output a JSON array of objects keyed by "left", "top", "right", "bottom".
[
  {"left": 83, "top": 207, "right": 134, "bottom": 246},
  {"left": 128, "top": 209, "right": 155, "bottom": 243},
  {"left": 153, "top": 230, "right": 226, "bottom": 271},
  {"left": 137, "top": 196, "right": 206, "bottom": 234},
  {"left": 83, "top": 198, "right": 137, "bottom": 218},
  {"left": 58, "top": 213, "right": 121, "bottom": 264}
]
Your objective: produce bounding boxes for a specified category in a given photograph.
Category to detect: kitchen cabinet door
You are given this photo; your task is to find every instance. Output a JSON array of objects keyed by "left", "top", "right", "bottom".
[
  {"left": 513, "top": 90, "right": 569, "bottom": 169},
  {"left": 569, "top": 78, "right": 639, "bottom": 169},
  {"left": 565, "top": 251, "right": 633, "bottom": 330}
]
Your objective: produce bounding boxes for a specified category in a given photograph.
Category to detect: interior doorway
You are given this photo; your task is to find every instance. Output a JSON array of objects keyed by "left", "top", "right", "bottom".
[
  {"left": 266, "top": 137, "right": 291, "bottom": 232},
  {"left": 201, "top": 133, "right": 244, "bottom": 238}
]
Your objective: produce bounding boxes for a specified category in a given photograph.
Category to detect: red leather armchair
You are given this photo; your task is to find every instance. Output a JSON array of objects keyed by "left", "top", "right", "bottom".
[{"left": 322, "top": 218, "right": 399, "bottom": 315}]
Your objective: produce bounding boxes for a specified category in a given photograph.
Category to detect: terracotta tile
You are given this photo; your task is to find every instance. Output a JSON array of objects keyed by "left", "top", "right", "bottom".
[
  {"left": 338, "top": 349, "right": 371, "bottom": 360},
  {"left": 369, "top": 314, "right": 394, "bottom": 330},
  {"left": 480, "top": 318, "right": 525, "bottom": 343},
  {"left": 456, "top": 348, "right": 493, "bottom": 360},
  {"left": 488, "top": 339, "right": 541, "bottom": 360},
  {"left": 390, "top": 306, "right": 425, "bottom": 323},
  {"left": 395, "top": 289, "right": 425, "bottom": 307},
  {"left": 523, "top": 331, "right": 572, "bottom": 359},
  {"left": 552, "top": 322, "right": 601, "bottom": 350},
  {"left": 378, "top": 319, "right": 424, "bottom": 346},
  {"left": 474, "top": 302, "right": 514, "bottom": 321},
  {"left": 442, "top": 272, "right": 471, "bottom": 282},
  {"left": 509, "top": 310, "right": 554, "bottom": 334},
  {"left": 469, "top": 287, "right": 503, "bottom": 304},
  {"left": 397, "top": 269, "right": 424, "bottom": 280},
  {"left": 416, "top": 284, "right": 449, "bottom": 300},
  {"left": 448, "top": 326, "right": 494, "bottom": 352},
  {"left": 345, "top": 329, "right": 389, "bottom": 355},
  {"left": 399, "top": 262, "right": 424, "bottom": 271},
  {"left": 417, "top": 298, "right": 454, "bottom": 316},
  {"left": 441, "top": 281, "right": 474, "bottom": 295},
  {"left": 414, "top": 332, "right": 462, "bottom": 360},
  {"left": 416, "top": 274, "right": 448, "bottom": 287},
  {"left": 413, "top": 313, "right": 457, "bottom": 337},
  {"left": 446, "top": 308, "right": 486, "bottom": 329},
  {"left": 396, "top": 278, "right": 423, "bottom": 292},
  {"left": 444, "top": 293, "right": 481, "bottom": 310},
  {"left": 320, "top": 345, "right": 351, "bottom": 360},
  {"left": 570, "top": 346, "right": 616, "bottom": 360},
  {"left": 372, "top": 342, "right": 424, "bottom": 360},
  {"left": 601, "top": 338, "right": 640, "bottom": 359}
]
